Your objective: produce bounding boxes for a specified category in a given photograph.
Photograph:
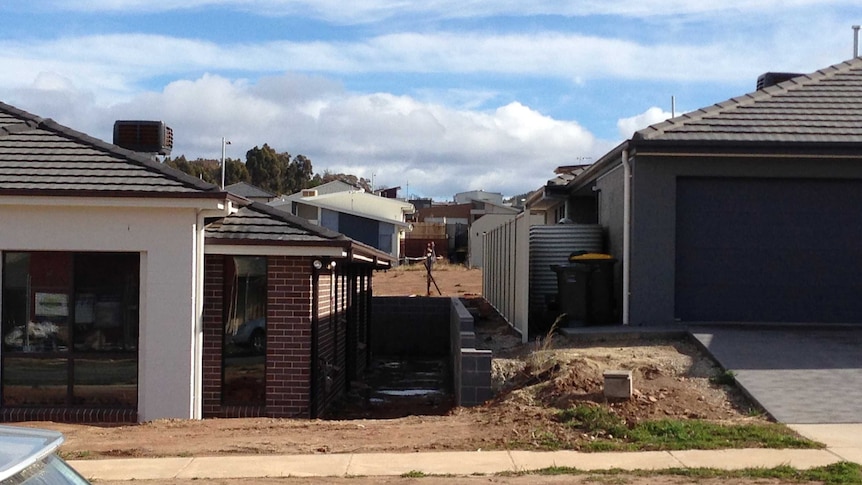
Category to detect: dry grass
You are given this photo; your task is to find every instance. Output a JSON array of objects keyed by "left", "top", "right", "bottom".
[{"left": 392, "top": 260, "right": 473, "bottom": 272}]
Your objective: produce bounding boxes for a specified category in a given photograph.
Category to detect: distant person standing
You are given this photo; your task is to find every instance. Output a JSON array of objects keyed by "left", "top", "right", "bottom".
[{"left": 425, "top": 242, "right": 440, "bottom": 296}]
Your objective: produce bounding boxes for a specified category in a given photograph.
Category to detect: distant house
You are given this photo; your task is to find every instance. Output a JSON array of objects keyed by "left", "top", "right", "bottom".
[
  {"left": 486, "top": 57, "right": 862, "bottom": 334},
  {"left": 270, "top": 188, "right": 415, "bottom": 261},
  {"left": 0, "top": 101, "right": 391, "bottom": 423},
  {"left": 524, "top": 165, "right": 592, "bottom": 225},
  {"left": 453, "top": 190, "right": 504, "bottom": 205},
  {"left": 374, "top": 186, "right": 400, "bottom": 199},
  {"left": 225, "top": 182, "right": 276, "bottom": 203},
  {"left": 412, "top": 199, "right": 518, "bottom": 264}
]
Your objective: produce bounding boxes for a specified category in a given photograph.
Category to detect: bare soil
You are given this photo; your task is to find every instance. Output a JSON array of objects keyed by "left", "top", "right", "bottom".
[{"left": 24, "top": 265, "right": 775, "bottom": 468}]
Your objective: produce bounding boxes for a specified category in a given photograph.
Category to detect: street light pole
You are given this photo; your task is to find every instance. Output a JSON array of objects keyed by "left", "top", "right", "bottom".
[{"left": 221, "top": 137, "right": 231, "bottom": 189}]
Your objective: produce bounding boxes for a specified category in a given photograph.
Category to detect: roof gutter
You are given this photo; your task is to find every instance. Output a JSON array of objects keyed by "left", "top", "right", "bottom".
[{"left": 564, "top": 141, "right": 628, "bottom": 193}]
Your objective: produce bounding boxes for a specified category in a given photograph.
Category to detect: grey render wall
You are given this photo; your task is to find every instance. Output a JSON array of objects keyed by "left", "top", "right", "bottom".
[
  {"left": 371, "top": 296, "right": 493, "bottom": 406},
  {"left": 371, "top": 297, "right": 451, "bottom": 355},
  {"left": 628, "top": 153, "right": 862, "bottom": 325},
  {"left": 594, "top": 164, "right": 626, "bottom": 322},
  {"left": 450, "top": 298, "right": 493, "bottom": 406}
]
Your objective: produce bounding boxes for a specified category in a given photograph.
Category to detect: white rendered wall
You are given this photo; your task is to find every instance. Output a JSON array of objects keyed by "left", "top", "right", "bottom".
[
  {"left": 467, "top": 213, "right": 517, "bottom": 268},
  {"left": 0, "top": 201, "right": 201, "bottom": 421}
]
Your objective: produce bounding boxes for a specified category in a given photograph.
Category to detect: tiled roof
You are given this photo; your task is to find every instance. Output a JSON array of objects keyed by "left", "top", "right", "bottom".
[
  {"left": 0, "top": 102, "right": 221, "bottom": 196},
  {"left": 205, "top": 202, "right": 346, "bottom": 244},
  {"left": 226, "top": 182, "right": 275, "bottom": 199},
  {"left": 634, "top": 57, "right": 862, "bottom": 144},
  {"left": 206, "top": 202, "right": 395, "bottom": 266}
]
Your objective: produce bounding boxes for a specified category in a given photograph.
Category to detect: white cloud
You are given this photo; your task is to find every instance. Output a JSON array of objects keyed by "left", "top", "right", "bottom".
[
  {"left": 34, "top": 0, "right": 859, "bottom": 24},
  {"left": 7, "top": 73, "right": 603, "bottom": 200},
  {"left": 616, "top": 107, "right": 672, "bottom": 139},
  {"left": 0, "top": 30, "right": 843, "bottom": 102}
]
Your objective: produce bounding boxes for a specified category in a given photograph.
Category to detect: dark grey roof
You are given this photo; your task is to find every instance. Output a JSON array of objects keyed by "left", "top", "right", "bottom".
[
  {"left": 226, "top": 182, "right": 275, "bottom": 199},
  {"left": 0, "top": 102, "right": 222, "bottom": 196},
  {"left": 206, "top": 202, "right": 344, "bottom": 244},
  {"left": 206, "top": 202, "right": 394, "bottom": 266},
  {"left": 634, "top": 57, "right": 862, "bottom": 145}
]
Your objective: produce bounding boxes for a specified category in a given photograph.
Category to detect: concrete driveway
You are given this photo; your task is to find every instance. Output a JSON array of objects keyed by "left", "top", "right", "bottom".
[{"left": 690, "top": 326, "right": 862, "bottom": 424}]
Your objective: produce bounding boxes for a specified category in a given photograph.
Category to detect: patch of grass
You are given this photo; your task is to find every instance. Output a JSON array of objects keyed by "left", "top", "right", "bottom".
[
  {"left": 746, "top": 406, "right": 766, "bottom": 418},
  {"left": 803, "top": 461, "right": 862, "bottom": 484},
  {"left": 557, "top": 404, "right": 819, "bottom": 451},
  {"left": 532, "top": 428, "right": 567, "bottom": 450},
  {"left": 387, "top": 261, "right": 470, "bottom": 272},
  {"left": 709, "top": 369, "right": 737, "bottom": 386},
  {"left": 59, "top": 450, "right": 90, "bottom": 460},
  {"left": 401, "top": 470, "right": 426, "bottom": 478},
  {"left": 658, "top": 462, "right": 862, "bottom": 484},
  {"left": 505, "top": 462, "right": 862, "bottom": 485},
  {"left": 558, "top": 405, "right": 628, "bottom": 437}
]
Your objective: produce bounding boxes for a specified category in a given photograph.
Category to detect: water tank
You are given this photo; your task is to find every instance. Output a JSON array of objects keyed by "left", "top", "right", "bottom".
[{"left": 529, "top": 224, "right": 603, "bottom": 319}]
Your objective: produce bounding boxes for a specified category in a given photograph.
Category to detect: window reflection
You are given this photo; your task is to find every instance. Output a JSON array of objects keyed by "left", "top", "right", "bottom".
[
  {"left": 1, "top": 252, "right": 139, "bottom": 409},
  {"left": 223, "top": 256, "right": 266, "bottom": 405},
  {"left": 73, "top": 358, "right": 137, "bottom": 407},
  {"left": 2, "top": 357, "right": 67, "bottom": 406}
]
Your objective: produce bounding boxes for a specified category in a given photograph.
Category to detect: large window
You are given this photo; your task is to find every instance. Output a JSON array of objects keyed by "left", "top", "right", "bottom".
[
  {"left": 222, "top": 256, "right": 266, "bottom": 405},
  {"left": 1, "top": 252, "right": 139, "bottom": 408}
]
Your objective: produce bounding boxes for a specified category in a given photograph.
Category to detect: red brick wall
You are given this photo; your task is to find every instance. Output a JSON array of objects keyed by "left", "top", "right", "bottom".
[
  {"left": 202, "top": 255, "right": 225, "bottom": 417},
  {"left": 266, "top": 256, "right": 314, "bottom": 417},
  {"left": 314, "top": 268, "right": 347, "bottom": 417},
  {"left": 203, "top": 254, "right": 371, "bottom": 419},
  {"left": 203, "top": 255, "right": 315, "bottom": 418}
]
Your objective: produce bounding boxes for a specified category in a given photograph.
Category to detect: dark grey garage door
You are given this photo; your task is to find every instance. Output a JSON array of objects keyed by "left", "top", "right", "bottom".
[{"left": 675, "top": 177, "right": 862, "bottom": 323}]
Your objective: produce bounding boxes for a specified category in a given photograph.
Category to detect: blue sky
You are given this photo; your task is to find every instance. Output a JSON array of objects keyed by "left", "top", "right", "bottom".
[{"left": 1, "top": 1, "right": 859, "bottom": 200}]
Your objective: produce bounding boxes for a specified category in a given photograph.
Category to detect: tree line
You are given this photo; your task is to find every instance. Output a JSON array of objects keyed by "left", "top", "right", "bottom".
[{"left": 164, "top": 143, "right": 372, "bottom": 195}]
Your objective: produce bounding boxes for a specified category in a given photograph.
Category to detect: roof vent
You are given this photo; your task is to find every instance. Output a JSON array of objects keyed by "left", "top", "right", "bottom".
[
  {"left": 301, "top": 189, "right": 318, "bottom": 197},
  {"left": 113, "top": 120, "right": 173, "bottom": 155},
  {"left": 756, "top": 72, "right": 803, "bottom": 90}
]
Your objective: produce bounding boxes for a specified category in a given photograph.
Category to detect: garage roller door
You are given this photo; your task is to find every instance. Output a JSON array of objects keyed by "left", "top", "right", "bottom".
[{"left": 675, "top": 177, "right": 862, "bottom": 323}]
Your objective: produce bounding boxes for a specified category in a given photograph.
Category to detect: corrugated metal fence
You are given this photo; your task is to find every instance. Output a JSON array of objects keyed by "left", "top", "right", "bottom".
[
  {"left": 484, "top": 218, "right": 603, "bottom": 341},
  {"left": 529, "top": 224, "right": 603, "bottom": 320}
]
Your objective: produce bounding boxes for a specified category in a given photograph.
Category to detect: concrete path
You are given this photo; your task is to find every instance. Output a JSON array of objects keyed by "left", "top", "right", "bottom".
[
  {"left": 67, "top": 445, "right": 850, "bottom": 481},
  {"left": 690, "top": 326, "right": 862, "bottom": 424}
]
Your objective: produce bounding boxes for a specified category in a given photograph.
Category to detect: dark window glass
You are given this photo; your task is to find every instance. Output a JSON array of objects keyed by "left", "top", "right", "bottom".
[
  {"left": 73, "top": 253, "right": 139, "bottom": 352},
  {"left": 2, "top": 357, "right": 68, "bottom": 406},
  {"left": 1, "top": 252, "right": 139, "bottom": 408},
  {"left": 73, "top": 358, "right": 137, "bottom": 407},
  {"left": 222, "top": 256, "right": 266, "bottom": 405}
]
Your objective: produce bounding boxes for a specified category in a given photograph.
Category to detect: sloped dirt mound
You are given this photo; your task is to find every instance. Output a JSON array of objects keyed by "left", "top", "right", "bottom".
[{"left": 490, "top": 338, "right": 753, "bottom": 424}]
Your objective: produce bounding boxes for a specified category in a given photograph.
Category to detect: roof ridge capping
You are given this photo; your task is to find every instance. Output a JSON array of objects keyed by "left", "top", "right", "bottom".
[
  {"left": 0, "top": 101, "right": 46, "bottom": 126},
  {"left": 632, "top": 57, "right": 862, "bottom": 142}
]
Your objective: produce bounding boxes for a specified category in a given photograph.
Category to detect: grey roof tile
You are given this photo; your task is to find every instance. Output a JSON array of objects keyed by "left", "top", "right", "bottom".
[
  {"left": 206, "top": 202, "right": 346, "bottom": 244},
  {"left": 225, "top": 181, "right": 275, "bottom": 199},
  {"left": 205, "top": 203, "right": 395, "bottom": 266},
  {"left": 634, "top": 58, "right": 862, "bottom": 145},
  {"left": 0, "top": 102, "right": 222, "bottom": 196}
]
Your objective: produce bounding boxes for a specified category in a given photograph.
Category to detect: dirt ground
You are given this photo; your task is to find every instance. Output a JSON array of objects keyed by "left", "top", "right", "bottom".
[{"left": 16, "top": 264, "right": 820, "bottom": 485}]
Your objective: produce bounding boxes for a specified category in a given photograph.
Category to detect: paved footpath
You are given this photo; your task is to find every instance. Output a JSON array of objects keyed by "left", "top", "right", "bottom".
[{"left": 70, "top": 425, "right": 862, "bottom": 481}]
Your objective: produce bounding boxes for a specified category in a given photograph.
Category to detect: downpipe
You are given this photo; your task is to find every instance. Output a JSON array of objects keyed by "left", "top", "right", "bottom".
[{"left": 622, "top": 149, "right": 631, "bottom": 325}]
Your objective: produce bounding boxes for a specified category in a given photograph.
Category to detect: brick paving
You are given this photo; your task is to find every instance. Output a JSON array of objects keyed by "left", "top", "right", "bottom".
[{"left": 691, "top": 326, "right": 862, "bottom": 424}]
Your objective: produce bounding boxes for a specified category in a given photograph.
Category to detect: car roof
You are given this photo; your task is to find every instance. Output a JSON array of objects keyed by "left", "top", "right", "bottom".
[{"left": 0, "top": 425, "right": 64, "bottom": 480}]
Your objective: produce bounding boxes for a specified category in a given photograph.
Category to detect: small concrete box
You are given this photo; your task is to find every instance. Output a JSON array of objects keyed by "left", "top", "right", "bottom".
[{"left": 603, "top": 370, "right": 633, "bottom": 399}]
